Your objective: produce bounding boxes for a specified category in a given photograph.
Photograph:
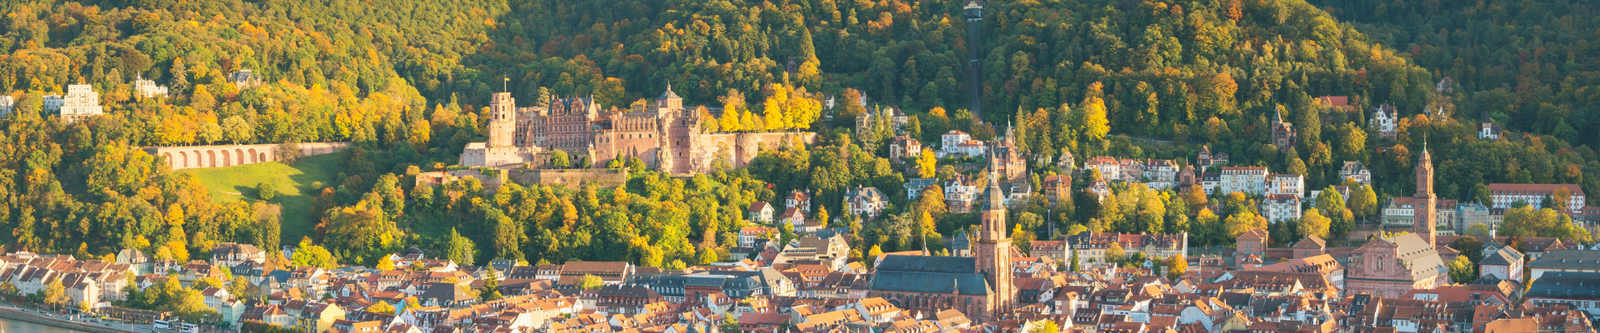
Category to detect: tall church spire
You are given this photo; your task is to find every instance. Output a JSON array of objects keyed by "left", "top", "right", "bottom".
[
  {"left": 1414, "top": 135, "right": 1437, "bottom": 247},
  {"left": 984, "top": 149, "right": 1005, "bottom": 214},
  {"left": 974, "top": 144, "right": 1015, "bottom": 321}
]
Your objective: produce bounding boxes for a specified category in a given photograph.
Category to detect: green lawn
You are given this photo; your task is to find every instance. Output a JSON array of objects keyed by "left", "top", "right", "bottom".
[{"left": 180, "top": 154, "right": 342, "bottom": 243}]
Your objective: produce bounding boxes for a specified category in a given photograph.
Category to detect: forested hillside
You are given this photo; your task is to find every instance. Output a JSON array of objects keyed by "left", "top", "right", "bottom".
[
  {"left": 0, "top": 0, "right": 1594, "bottom": 268},
  {"left": 1310, "top": 0, "right": 1600, "bottom": 146}
]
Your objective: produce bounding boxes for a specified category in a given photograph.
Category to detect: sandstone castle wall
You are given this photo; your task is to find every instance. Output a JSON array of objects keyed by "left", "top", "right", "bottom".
[{"left": 144, "top": 142, "right": 351, "bottom": 170}]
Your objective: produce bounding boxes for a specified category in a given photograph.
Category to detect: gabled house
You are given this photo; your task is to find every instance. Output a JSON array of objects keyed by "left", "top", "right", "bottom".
[
  {"left": 1340, "top": 161, "right": 1372, "bottom": 186},
  {"left": 944, "top": 175, "right": 977, "bottom": 213},
  {"left": 786, "top": 190, "right": 812, "bottom": 212},
  {"left": 778, "top": 208, "right": 808, "bottom": 231},
  {"left": 748, "top": 202, "right": 776, "bottom": 224},
  {"left": 889, "top": 136, "right": 922, "bottom": 161},
  {"left": 242, "top": 304, "right": 296, "bottom": 329},
  {"left": 212, "top": 242, "right": 268, "bottom": 267},
  {"left": 844, "top": 186, "right": 887, "bottom": 220},
  {"left": 1372, "top": 103, "right": 1398, "bottom": 140},
  {"left": 1042, "top": 175, "right": 1072, "bottom": 204}
]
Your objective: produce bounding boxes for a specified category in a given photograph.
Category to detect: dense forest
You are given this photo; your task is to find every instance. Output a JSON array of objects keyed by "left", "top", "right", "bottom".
[
  {"left": 0, "top": 0, "right": 1595, "bottom": 271},
  {"left": 1310, "top": 0, "right": 1600, "bottom": 146}
]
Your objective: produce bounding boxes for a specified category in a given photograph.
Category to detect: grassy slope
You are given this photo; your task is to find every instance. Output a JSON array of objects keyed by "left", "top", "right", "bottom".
[{"left": 180, "top": 154, "right": 341, "bottom": 243}]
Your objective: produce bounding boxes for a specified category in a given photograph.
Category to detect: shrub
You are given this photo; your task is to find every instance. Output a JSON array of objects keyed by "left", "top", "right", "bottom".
[{"left": 257, "top": 182, "right": 277, "bottom": 201}]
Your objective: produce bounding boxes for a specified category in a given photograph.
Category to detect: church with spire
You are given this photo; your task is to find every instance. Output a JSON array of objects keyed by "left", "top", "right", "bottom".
[
  {"left": 866, "top": 151, "right": 1017, "bottom": 322},
  {"left": 1344, "top": 141, "right": 1449, "bottom": 298}
]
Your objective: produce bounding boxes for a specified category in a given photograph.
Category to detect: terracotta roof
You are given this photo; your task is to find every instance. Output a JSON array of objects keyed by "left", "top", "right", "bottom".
[
  {"left": 1487, "top": 183, "right": 1585, "bottom": 196},
  {"left": 1292, "top": 235, "right": 1325, "bottom": 249},
  {"left": 1239, "top": 228, "right": 1268, "bottom": 240}
]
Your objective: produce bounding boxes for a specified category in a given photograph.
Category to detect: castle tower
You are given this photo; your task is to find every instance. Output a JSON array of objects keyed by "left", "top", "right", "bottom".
[
  {"left": 488, "top": 92, "right": 517, "bottom": 148},
  {"left": 964, "top": 0, "right": 985, "bottom": 119},
  {"left": 1414, "top": 140, "right": 1437, "bottom": 246},
  {"left": 656, "top": 82, "right": 683, "bottom": 114},
  {"left": 974, "top": 150, "right": 1015, "bottom": 320}
]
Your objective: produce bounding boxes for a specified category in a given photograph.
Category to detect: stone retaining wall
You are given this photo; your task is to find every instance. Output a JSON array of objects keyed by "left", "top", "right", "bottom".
[
  {"left": 0, "top": 307, "right": 144, "bottom": 333},
  {"left": 143, "top": 142, "right": 351, "bottom": 170}
]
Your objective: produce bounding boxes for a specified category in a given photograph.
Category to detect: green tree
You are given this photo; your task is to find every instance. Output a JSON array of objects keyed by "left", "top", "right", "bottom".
[
  {"left": 918, "top": 148, "right": 937, "bottom": 179},
  {"left": 1027, "top": 320, "right": 1061, "bottom": 333},
  {"left": 1466, "top": 223, "right": 1491, "bottom": 237},
  {"left": 1349, "top": 185, "right": 1378, "bottom": 222},
  {"left": 1297, "top": 208, "right": 1331, "bottom": 240},
  {"left": 480, "top": 266, "right": 503, "bottom": 301},
  {"left": 1224, "top": 212, "right": 1266, "bottom": 240},
  {"left": 1449, "top": 237, "right": 1486, "bottom": 263},
  {"left": 1105, "top": 242, "right": 1125, "bottom": 263},
  {"left": 550, "top": 151, "right": 571, "bottom": 169},
  {"left": 257, "top": 182, "right": 277, "bottom": 201},
  {"left": 578, "top": 275, "right": 605, "bottom": 290},
  {"left": 1446, "top": 255, "right": 1476, "bottom": 284},
  {"left": 367, "top": 301, "right": 395, "bottom": 315},
  {"left": 291, "top": 238, "right": 336, "bottom": 269},
  {"left": 1080, "top": 86, "right": 1111, "bottom": 144},
  {"left": 223, "top": 116, "right": 256, "bottom": 144},
  {"left": 170, "top": 57, "right": 189, "bottom": 93},
  {"left": 1166, "top": 255, "right": 1187, "bottom": 281},
  {"left": 446, "top": 228, "right": 476, "bottom": 267},
  {"left": 42, "top": 277, "right": 66, "bottom": 312},
  {"left": 1554, "top": 187, "right": 1573, "bottom": 212}
]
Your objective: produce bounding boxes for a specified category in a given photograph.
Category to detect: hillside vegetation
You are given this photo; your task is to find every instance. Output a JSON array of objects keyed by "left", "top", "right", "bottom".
[
  {"left": 180, "top": 154, "right": 340, "bottom": 243},
  {"left": 0, "top": 0, "right": 1592, "bottom": 266}
]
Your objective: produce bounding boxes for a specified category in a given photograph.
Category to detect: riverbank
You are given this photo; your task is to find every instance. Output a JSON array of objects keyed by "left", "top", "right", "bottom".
[{"left": 0, "top": 307, "right": 145, "bottom": 333}]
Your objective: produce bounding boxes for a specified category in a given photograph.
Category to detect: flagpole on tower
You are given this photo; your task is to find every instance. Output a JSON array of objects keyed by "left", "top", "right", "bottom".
[{"left": 503, "top": 77, "right": 509, "bottom": 93}]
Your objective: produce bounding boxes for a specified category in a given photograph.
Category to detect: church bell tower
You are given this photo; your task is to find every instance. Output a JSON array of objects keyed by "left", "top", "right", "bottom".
[
  {"left": 1414, "top": 141, "right": 1437, "bottom": 246},
  {"left": 974, "top": 150, "right": 1014, "bottom": 320}
]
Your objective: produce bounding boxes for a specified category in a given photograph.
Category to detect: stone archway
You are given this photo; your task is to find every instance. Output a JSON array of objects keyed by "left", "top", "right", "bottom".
[
  {"left": 178, "top": 151, "right": 188, "bottom": 168},
  {"left": 248, "top": 148, "right": 258, "bottom": 163},
  {"left": 194, "top": 150, "right": 203, "bottom": 168},
  {"left": 259, "top": 152, "right": 268, "bottom": 162},
  {"left": 221, "top": 150, "right": 232, "bottom": 167},
  {"left": 236, "top": 149, "right": 245, "bottom": 165},
  {"left": 207, "top": 150, "right": 217, "bottom": 168},
  {"left": 162, "top": 153, "right": 173, "bottom": 169}
]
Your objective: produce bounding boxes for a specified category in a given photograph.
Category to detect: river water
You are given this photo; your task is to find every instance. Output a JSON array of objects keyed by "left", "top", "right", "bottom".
[{"left": 0, "top": 317, "right": 91, "bottom": 333}]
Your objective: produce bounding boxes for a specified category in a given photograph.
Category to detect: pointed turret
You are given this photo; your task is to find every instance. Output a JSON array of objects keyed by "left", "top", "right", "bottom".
[
  {"left": 1413, "top": 136, "right": 1437, "bottom": 247},
  {"left": 984, "top": 150, "right": 1006, "bottom": 212},
  {"left": 1005, "top": 120, "right": 1015, "bottom": 145},
  {"left": 973, "top": 140, "right": 1015, "bottom": 321}
]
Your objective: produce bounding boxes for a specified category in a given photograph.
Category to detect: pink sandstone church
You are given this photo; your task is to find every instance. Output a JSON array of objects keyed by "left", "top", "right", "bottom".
[
  {"left": 460, "top": 85, "right": 812, "bottom": 174},
  {"left": 1344, "top": 144, "right": 1449, "bottom": 298}
]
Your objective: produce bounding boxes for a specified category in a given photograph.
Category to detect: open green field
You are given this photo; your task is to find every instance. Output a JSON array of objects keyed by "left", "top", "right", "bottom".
[{"left": 179, "top": 154, "right": 342, "bottom": 243}]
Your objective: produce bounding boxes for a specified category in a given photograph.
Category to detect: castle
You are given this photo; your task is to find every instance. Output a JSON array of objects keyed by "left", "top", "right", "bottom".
[{"left": 460, "top": 85, "right": 813, "bottom": 174}]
